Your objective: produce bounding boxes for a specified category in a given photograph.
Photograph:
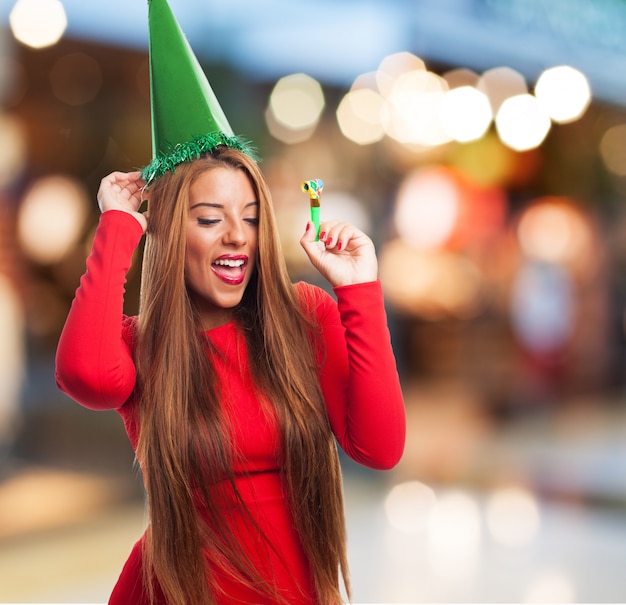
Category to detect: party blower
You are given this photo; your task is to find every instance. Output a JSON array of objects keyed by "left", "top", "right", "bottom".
[{"left": 301, "top": 179, "right": 324, "bottom": 241}]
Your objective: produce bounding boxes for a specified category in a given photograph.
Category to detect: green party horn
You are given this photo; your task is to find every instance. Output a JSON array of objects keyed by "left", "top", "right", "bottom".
[{"left": 301, "top": 179, "right": 324, "bottom": 241}]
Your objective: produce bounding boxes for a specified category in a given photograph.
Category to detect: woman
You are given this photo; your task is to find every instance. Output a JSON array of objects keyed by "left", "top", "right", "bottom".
[{"left": 55, "top": 146, "right": 406, "bottom": 604}]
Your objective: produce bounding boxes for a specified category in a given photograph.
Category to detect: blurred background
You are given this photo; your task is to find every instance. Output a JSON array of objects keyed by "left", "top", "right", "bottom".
[{"left": 1, "top": 0, "right": 626, "bottom": 602}]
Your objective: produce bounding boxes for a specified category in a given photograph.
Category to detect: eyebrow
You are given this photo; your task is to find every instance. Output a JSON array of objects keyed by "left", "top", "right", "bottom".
[{"left": 189, "top": 201, "right": 259, "bottom": 210}]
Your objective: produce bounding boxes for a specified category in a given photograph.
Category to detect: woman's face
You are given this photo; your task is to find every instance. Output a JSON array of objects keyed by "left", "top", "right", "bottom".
[{"left": 185, "top": 166, "right": 258, "bottom": 329}]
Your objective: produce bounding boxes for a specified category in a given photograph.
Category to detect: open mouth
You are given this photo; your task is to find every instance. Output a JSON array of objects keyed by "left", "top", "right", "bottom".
[{"left": 211, "top": 256, "right": 248, "bottom": 285}]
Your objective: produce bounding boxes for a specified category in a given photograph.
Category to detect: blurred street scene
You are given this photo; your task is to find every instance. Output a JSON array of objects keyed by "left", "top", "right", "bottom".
[{"left": 1, "top": 0, "right": 626, "bottom": 602}]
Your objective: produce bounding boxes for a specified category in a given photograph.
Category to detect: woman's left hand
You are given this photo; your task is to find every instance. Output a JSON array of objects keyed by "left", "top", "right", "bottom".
[{"left": 300, "top": 220, "right": 378, "bottom": 287}]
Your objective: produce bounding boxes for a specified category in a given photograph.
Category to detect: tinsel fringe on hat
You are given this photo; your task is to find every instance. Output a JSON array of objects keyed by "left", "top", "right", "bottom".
[{"left": 141, "top": 132, "right": 258, "bottom": 183}]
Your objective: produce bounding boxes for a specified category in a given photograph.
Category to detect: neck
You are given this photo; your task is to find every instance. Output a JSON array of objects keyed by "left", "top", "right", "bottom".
[{"left": 187, "top": 291, "right": 235, "bottom": 331}]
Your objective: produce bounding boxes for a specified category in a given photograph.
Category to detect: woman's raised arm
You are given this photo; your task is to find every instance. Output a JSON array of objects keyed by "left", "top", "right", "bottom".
[{"left": 55, "top": 173, "right": 146, "bottom": 410}]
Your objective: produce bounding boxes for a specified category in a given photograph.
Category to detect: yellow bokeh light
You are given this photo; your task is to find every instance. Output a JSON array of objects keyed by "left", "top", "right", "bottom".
[
  {"left": 336, "top": 88, "right": 385, "bottom": 145},
  {"left": 535, "top": 65, "right": 591, "bottom": 124},
  {"left": 495, "top": 94, "right": 551, "bottom": 151},
  {"left": 267, "top": 73, "right": 325, "bottom": 133},
  {"left": 264, "top": 106, "right": 316, "bottom": 144},
  {"left": 17, "top": 176, "right": 90, "bottom": 265},
  {"left": 9, "top": 0, "right": 67, "bottom": 49}
]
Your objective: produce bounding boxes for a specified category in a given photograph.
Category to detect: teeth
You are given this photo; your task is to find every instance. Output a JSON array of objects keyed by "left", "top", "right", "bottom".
[{"left": 214, "top": 258, "right": 245, "bottom": 268}]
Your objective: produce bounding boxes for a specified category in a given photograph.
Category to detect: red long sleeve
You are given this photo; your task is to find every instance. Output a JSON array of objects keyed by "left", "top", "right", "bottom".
[
  {"left": 299, "top": 281, "right": 406, "bottom": 470},
  {"left": 55, "top": 210, "right": 143, "bottom": 410}
]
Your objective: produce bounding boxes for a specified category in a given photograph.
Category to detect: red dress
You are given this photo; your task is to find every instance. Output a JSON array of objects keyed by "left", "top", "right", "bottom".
[{"left": 55, "top": 210, "right": 405, "bottom": 604}]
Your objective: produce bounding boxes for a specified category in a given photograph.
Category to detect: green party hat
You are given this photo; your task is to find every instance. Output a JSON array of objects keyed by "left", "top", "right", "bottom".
[{"left": 142, "top": 0, "right": 255, "bottom": 183}]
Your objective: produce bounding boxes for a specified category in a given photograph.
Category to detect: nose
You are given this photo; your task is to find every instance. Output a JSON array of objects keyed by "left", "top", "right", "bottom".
[{"left": 223, "top": 217, "right": 246, "bottom": 246}]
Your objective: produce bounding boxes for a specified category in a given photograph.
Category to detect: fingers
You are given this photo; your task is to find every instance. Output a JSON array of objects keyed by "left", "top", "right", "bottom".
[
  {"left": 301, "top": 220, "right": 363, "bottom": 253},
  {"left": 97, "top": 171, "right": 149, "bottom": 233},
  {"left": 101, "top": 172, "right": 145, "bottom": 198},
  {"left": 299, "top": 221, "right": 323, "bottom": 262},
  {"left": 318, "top": 221, "right": 360, "bottom": 252},
  {"left": 98, "top": 171, "right": 146, "bottom": 213}
]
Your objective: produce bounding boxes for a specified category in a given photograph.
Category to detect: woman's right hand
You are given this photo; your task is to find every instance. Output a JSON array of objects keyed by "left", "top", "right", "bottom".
[{"left": 97, "top": 171, "right": 148, "bottom": 232}]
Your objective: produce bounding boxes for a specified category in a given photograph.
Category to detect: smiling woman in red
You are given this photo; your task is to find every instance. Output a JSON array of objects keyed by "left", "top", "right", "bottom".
[{"left": 54, "top": 1, "right": 405, "bottom": 604}]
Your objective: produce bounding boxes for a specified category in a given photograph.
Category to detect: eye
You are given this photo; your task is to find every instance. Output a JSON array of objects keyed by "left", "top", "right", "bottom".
[
  {"left": 244, "top": 217, "right": 259, "bottom": 226},
  {"left": 197, "top": 218, "right": 220, "bottom": 226}
]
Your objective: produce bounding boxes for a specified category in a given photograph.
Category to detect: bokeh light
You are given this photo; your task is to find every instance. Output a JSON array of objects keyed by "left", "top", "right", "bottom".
[
  {"left": 394, "top": 167, "right": 459, "bottom": 250},
  {"left": 534, "top": 65, "right": 591, "bottom": 124},
  {"left": 9, "top": 0, "right": 67, "bottom": 49},
  {"left": 477, "top": 66, "right": 528, "bottom": 114},
  {"left": 381, "top": 69, "right": 451, "bottom": 147},
  {"left": 485, "top": 487, "right": 541, "bottom": 547},
  {"left": 17, "top": 176, "right": 90, "bottom": 265},
  {"left": 379, "top": 239, "right": 483, "bottom": 319},
  {"left": 438, "top": 85, "right": 493, "bottom": 143},
  {"left": 384, "top": 481, "right": 437, "bottom": 534},
  {"left": 336, "top": 88, "right": 386, "bottom": 145},
  {"left": 427, "top": 490, "right": 482, "bottom": 578},
  {"left": 443, "top": 68, "right": 480, "bottom": 90},
  {"left": 599, "top": 124, "right": 626, "bottom": 177},
  {"left": 517, "top": 198, "right": 592, "bottom": 264},
  {"left": 375, "top": 51, "right": 426, "bottom": 98},
  {"left": 495, "top": 94, "right": 551, "bottom": 151},
  {"left": 266, "top": 73, "right": 325, "bottom": 144}
]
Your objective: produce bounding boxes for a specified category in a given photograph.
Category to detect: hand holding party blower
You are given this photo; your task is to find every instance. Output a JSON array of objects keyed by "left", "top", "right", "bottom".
[{"left": 301, "top": 178, "right": 324, "bottom": 241}]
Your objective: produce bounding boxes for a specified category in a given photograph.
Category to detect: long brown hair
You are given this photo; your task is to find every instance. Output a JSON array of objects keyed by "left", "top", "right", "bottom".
[{"left": 135, "top": 147, "right": 350, "bottom": 604}]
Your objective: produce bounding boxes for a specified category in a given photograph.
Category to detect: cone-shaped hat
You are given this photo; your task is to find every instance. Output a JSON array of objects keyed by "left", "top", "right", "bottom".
[{"left": 142, "top": 0, "right": 255, "bottom": 183}]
